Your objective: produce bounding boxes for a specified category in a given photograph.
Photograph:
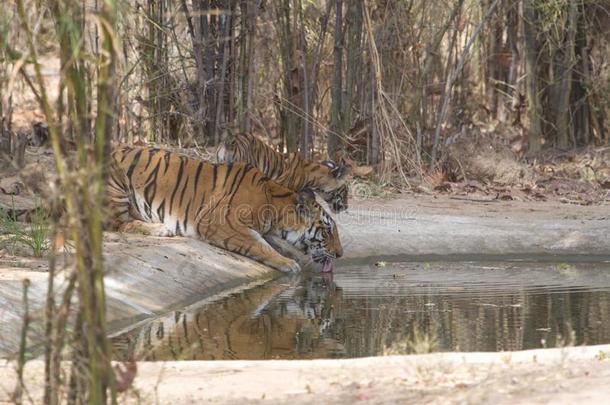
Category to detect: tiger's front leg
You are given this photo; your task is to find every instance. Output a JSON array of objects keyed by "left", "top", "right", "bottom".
[
  {"left": 116, "top": 220, "right": 176, "bottom": 237},
  {"left": 200, "top": 225, "right": 300, "bottom": 273}
]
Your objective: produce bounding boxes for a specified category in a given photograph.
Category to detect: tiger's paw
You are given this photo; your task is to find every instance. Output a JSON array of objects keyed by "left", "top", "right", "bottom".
[
  {"left": 275, "top": 258, "right": 301, "bottom": 273},
  {"left": 120, "top": 221, "right": 175, "bottom": 237}
]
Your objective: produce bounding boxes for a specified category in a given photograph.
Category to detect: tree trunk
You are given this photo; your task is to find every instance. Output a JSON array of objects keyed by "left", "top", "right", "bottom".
[
  {"left": 343, "top": 0, "right": 363, "bottom": 137},
  {"left": 329, "top": 0, "right": 343, "bottom": 158},
  {"left": 214, "top": 2, "right": 234, "bottom": 145},
  {"left": 306, "top": 0, "right": 333, "bottom": 157},
  {"left": 572, "top": 2, "right": 592, "bottom": 146},
  {"left": 274, "top": 0, "right": 301, "bottom": 153},
  {"left": 506, "top": 0, "right": 520, "bottom": 125},
  {"left": 554, "top": 1, "right": 578, "bottom": 149},
  {"left": 522, "top": 0, "right": 543, "bottom": 153},
  {"left": 239, "top": 0, "right": 256, "bottom": 134},
  {"left": 298, "top": 0, "right": 310, "bottom": 158},
  {"left": 369, "top": 64, "right": 379, "bottom": 165}
]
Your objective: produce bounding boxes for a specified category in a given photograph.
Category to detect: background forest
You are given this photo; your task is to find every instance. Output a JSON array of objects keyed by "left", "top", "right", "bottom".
[{"left": 2, "top": 0, "right": 610, "bottom": 188}]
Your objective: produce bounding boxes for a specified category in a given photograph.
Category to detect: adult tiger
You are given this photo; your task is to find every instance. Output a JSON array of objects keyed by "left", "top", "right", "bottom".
[
  {"left": 216, "top": 132, "right": 350, "bottom": 213},
  {"left": 108, "top": 146, "right": 342, "bottom": 273}
]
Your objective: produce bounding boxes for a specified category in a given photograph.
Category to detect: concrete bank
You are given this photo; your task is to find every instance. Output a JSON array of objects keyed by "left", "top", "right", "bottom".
[
  {"left": 1, "top": 196, "right": 609, "bottom": 356},
  {"left": 336, "top": 196, "right": 610, "bottom": 258},
  {"left": 0, "top": 234, "right": 277, "bottom": 356},
  {"left": 2, "top": 344, "right": 610, "bottom": 404}
]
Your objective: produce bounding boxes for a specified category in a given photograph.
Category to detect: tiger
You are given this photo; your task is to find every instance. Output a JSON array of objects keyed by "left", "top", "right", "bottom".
[
  {"left": 216, "top": 132, "right": 350, "bottom": 213},
  {"left": 107, "top": 146, "right": 343, "bottom": 273}
]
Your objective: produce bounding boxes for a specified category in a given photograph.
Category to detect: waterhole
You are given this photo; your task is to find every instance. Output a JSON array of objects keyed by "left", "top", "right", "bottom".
[{"left": 112, "top": 255, "right": 610, "bottom": 360}]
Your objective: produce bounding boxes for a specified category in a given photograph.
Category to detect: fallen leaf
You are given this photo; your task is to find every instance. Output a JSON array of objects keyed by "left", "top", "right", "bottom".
[
  {"left": 425, "top": 170, "right": 445, "bottom": 188},
  {"left": 352, "top": 165, "right": 374, "bottom": 178}
]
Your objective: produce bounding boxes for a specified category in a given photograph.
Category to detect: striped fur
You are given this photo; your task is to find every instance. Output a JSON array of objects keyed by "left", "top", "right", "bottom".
[
  {"left": 216, "top": 132, "right": 350, "bottom": 213},
  {"left": 108, "top": 146, "right": 343, "bottom": 273}
]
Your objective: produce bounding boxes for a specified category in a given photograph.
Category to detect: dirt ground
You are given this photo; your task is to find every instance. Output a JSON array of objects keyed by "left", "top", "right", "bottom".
[
  {"left": 353, "top": 191, "right": 609, "bottom": 221},
  {"left": 1, "top": 345, "right": 609, "bottom": 404},
  {"left": 126, "top": 346, "right": 610, "bottom": 404}
]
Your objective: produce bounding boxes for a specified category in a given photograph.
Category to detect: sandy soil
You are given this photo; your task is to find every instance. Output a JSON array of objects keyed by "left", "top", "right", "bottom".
[
  {"left": 352, "top": 192, "right": 609, "bottom": 221},
  {"left": 1, "top": 345, "right": 609, "bottom": 404}
]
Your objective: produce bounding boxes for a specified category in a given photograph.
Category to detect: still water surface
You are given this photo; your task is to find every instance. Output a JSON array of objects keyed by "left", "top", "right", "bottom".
[{"left": 112, "top": 256, "right": 610, "bottom": 360}]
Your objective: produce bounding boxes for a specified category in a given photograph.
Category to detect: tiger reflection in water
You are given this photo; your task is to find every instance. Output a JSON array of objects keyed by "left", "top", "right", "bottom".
[{"left": 112, "top": 272, "right": 344, "bottom": 361}]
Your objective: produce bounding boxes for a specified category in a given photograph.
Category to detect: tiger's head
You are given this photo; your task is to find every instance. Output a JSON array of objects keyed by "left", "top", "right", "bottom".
[
  {"left": 316, "top": 160, "right": 351, "bottom": 213},
  {"left": 215, "top": 131, "right": 238, "bottom": 163},
  {"left": 275, "top": 188, "right": 343, "bottom": 273}
]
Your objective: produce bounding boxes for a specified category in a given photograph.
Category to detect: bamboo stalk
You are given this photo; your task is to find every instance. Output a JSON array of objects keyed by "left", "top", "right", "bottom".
[
  {"left": 13, "top": 278, "right": 31, "bottom": 405},
  {"left": 15, "top": 0, "right": 118, "bottom": 402}
]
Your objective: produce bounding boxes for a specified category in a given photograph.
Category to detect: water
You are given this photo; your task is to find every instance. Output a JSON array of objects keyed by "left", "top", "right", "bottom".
[{"left": 112, "top": 256, "right": 610, "bottom": 361}]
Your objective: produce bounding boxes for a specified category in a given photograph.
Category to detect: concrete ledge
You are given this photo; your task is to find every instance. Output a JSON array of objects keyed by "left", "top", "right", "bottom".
[
  {"left": 337, "top": 209, "right": 610, "bottom": 258},
  {"left": 0, "top": 233, "right": 277, "bottom": 356}
]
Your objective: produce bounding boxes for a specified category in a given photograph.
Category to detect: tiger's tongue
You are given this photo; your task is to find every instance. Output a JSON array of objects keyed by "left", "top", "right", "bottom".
[{"left": 322, "top": 260, "right": 333, "bottom": 273}]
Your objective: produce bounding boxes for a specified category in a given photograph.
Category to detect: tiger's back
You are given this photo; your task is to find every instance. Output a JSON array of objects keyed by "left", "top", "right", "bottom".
[
  {"left": 216, "top": 132, "right": 350, "bottom": 212},
  {"left": 109, "top": 146, "right": 276, "bottom": 236}
]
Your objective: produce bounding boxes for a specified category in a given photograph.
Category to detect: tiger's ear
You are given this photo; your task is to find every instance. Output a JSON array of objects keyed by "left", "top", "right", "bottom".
[
  {"left": 220, "top": 127, "right": 238, "bottom": 147},
  {"left": 322, "top": 159, "right": 352, "bottom": 179},
  {"left": 226, "top": 128, "right": 236, "bottom": 146},
  {"left": 296, "top": 188, "right": 317, "bottom": 217},
  {"left": 332, "top": 163, "right": 351, "bottom": 179}
]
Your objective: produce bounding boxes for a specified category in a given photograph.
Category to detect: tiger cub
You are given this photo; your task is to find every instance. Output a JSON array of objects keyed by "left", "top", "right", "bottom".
[
  {"left": 108, "top": 146, "right": 343, "bottom": 273},
  {"left": 216, "top": 132, "right": 350, "bottom": 213}
]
